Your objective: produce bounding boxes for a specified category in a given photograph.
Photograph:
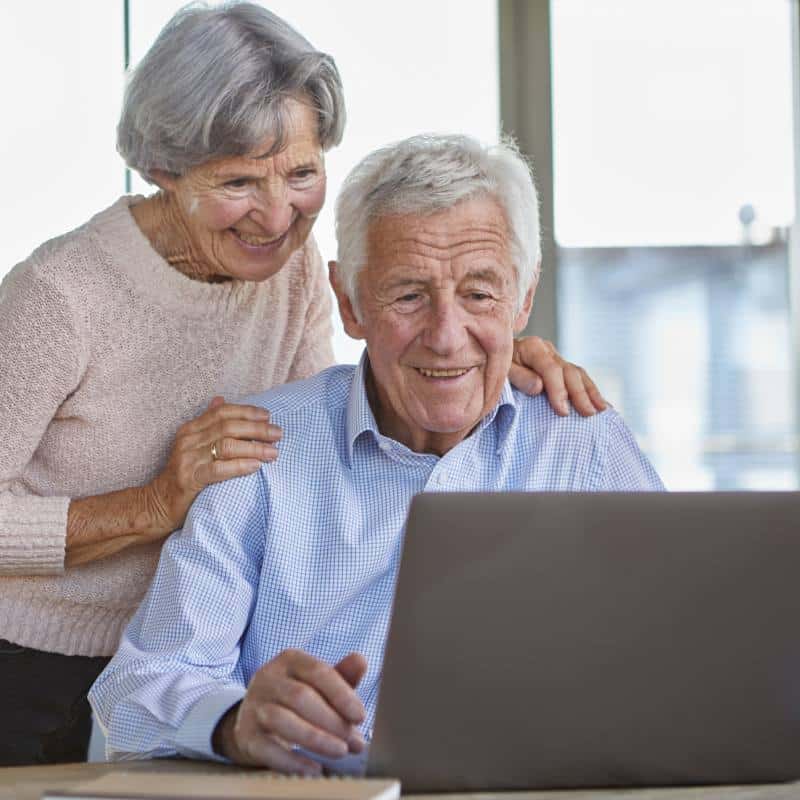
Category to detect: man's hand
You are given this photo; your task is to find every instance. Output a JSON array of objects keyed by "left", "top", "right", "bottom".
[
  {"left": 510, "top": 336, "right": 606, "bottom": 417},
  {"left": 213, "top": 650, "right": 368, "bottom": 775}
]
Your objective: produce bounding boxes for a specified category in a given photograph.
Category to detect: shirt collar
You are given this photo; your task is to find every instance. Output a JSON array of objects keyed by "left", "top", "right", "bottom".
[
  {"left": 345, "top": 352, "right": 382, "bottom": 465},
  {"left": 345, "top": 352, "right": 520, "bottom": 465}
]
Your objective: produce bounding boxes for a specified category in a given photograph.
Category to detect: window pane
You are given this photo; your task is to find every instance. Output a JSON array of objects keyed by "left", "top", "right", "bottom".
[
  {"left": 0, "top": 2, "right": 124, "bottom": 280},
  {"left": 552, "top": 0, "right": 797, "bottom": 489},
  {"left": 130, "top": 1, "right": 499, "bottom": 364}
]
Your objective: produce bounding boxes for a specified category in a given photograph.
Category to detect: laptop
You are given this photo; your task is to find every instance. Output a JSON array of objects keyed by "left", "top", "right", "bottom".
[{"left": 363, "top": 491, "right": 800, "bottom": 791}]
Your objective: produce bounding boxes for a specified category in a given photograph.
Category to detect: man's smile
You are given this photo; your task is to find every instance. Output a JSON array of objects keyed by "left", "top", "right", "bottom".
[{"left": 413, "top": 366, "right": 475, "bottom": 379}]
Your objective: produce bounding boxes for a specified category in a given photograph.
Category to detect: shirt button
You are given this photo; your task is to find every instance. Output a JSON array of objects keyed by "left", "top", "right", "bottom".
[{"left": 379, "top": 440, "right": 391, "bottom": 452}]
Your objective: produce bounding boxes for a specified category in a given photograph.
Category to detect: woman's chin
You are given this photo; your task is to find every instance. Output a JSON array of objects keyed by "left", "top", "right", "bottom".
[{"left": 223, "top": 234, "right": 296, "bottom": 281}]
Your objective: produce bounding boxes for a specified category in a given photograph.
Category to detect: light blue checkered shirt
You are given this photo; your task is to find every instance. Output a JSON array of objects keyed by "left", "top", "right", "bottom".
[{"left": 90, "top": 355, "right": 663, "bottom": 762}]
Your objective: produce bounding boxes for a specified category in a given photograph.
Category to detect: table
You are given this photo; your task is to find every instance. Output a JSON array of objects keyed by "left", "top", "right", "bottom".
[{"left": 1, "top": 760, "right": 799, "bottom": 800}]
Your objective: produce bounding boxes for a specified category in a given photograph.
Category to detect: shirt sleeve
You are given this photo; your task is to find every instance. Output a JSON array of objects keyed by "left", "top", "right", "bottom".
[
  {"left": 0, "top": 265, "right": 86, "bottom": 575},
  {"left": 597, "top": 410, "right": 666, "bottom": 491},
  {"left": 89, "top": 469, "right": 266, "bottom": 761},
  {"left": 287, "top": 237, "right": 336, "bottom": 381}
]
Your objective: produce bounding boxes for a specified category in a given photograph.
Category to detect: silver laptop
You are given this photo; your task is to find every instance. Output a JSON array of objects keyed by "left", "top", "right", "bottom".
[{"left": 365, "top": 491, "right": 800, "bottom": 791}]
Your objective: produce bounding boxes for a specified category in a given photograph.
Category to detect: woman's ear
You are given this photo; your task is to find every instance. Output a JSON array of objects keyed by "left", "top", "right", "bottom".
[{"left": 329, "top": 261, "right": 366, "bottom": 340}]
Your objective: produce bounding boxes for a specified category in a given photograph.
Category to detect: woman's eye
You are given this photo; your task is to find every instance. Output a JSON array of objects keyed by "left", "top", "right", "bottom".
[
  {"left": 469, "top": 292, "right": 491, "bottom": 302},
  {"left": 290, "top": 169, "right": 318, "bottom": 186},
  {"left": 398, "top": 293, "right": 421, "bottom": 303}
]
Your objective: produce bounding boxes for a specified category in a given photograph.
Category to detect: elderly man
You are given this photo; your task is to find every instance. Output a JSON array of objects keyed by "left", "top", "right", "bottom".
[{"left": 90, "top": 134, "right": 663, "bottom": 774}]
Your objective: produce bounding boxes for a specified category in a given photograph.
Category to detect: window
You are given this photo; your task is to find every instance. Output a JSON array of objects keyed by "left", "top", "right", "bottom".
[
  {"left": 0, "top": 2, "right": 123, "bottom": 277},
  {"left": 551, "top": 0, "right": 797, "bottom": 489}
]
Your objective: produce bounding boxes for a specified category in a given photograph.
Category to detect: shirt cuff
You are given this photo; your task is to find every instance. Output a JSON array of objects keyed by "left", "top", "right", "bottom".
[{"left": 173, "top": 685, "right": 246, "bottom": 762}]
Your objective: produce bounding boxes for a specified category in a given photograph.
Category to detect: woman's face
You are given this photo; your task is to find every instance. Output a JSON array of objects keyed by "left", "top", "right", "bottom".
[{"left": 164, "top": 97, "right": 326, "bottom": 282}]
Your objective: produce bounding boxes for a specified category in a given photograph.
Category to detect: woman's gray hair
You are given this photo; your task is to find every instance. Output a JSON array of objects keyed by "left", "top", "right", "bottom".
[
  {"left": 335, "top": 134, "right": 541, "bottom": 316},
  {"left": 118, "top": 2, "right": 345, "bottom": 181}
]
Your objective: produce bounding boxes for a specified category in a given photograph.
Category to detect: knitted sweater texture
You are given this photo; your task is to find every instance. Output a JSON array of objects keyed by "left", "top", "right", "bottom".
[{"left": 0, "top": 196, "right": 334, "bottom": 656}]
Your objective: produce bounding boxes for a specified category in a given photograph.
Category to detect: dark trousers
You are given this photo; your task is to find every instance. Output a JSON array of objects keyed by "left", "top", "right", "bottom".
[{"left": 0, "top": 638, "right": 110, "bottom": 766}]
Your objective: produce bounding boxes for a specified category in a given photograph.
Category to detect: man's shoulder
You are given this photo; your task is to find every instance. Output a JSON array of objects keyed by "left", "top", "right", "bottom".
[
  {"left": 510, "top": 387, "right": 626, "bottom": 435},
  {"left": 509, "top": 388, "right": 663, "bottom": 491},
  {"left": 239, "top": 364, "right": 356, "bottom": 422}
]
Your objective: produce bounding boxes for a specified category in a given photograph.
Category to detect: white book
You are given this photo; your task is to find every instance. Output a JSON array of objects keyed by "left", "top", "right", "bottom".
[{"left": 41, "top": 770, "right": 400, "bottom": 800}]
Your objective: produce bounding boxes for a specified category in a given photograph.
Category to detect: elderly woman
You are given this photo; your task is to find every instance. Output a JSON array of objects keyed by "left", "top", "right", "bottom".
[{"left": 0, "top": 2, "right": 602, "bottom": 766}]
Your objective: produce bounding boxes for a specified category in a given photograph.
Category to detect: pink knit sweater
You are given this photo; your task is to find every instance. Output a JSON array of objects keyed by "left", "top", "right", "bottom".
[{"left": 0, "top": 196, "right": 334, "bottom": 656}]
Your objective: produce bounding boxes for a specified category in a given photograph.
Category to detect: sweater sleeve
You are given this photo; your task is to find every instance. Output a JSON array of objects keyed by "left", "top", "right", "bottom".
[
  {"left": 287, "top": 237, "right": 335, "bottom": 382},
  {"left": 0, "top": 263, "right": 86, "bottom": 574}
]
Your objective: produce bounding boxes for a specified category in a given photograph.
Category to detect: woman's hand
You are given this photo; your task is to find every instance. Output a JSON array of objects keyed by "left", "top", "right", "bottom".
[
  {"left": 145, "top": 396, "right": 281, "bottom": 535},
  {"left": 65, "top": 398, "right": 280, "bottom": 567},
  {"left": 509, "top": 337, "right": 606, "bottom": 417}
]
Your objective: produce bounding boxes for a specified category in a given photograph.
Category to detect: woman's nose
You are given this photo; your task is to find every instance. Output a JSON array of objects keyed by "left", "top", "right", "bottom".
[{"left": 250, "top": 181, "right": 293, "bottom": 235}]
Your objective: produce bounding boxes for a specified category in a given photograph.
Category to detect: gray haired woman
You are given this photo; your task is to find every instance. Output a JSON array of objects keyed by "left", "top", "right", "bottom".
[{"left": 0, "top": 1, "right": 603, "bottom": 766}]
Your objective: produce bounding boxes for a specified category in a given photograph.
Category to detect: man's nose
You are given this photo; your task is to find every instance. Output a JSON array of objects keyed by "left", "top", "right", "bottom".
[
  {"left": 422, "top": 300, "right": 469, "bottom": 355},
  {"left": 249, "top": 180, "right": 293, "bottom": 235}
]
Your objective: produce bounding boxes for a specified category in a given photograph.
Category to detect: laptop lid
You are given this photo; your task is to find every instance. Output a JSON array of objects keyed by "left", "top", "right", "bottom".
[{"left": 366, "top": 491, "right": 800, "bottom": 791}]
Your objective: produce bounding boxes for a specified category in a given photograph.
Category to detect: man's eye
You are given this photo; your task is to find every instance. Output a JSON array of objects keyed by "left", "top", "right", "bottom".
[
  {"left": 224, "top": 178, "right": 250, "bottom": 188},
  {"left": 398, "top": 293, "right": 421, "bottom": 303},
  {"left": 468, "top": 292, "right": 492, "bottom": 301}
]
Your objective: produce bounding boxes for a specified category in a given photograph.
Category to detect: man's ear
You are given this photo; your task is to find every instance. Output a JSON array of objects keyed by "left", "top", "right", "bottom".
[
  {"left": 513, "top": 283, "right": 535, "bottom": 334},
  {"left": 149, "top": 169, "right": 179, "bottom": 193},
  {"left": 329, "top": 261, "right": 366, "bottom": 340}
]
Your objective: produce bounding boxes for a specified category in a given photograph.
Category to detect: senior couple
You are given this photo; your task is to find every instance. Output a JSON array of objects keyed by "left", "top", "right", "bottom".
[
  {"left": 90, "top": 132, "right": 663, "bottom": 772},
  {"left": 1, "top": 1, "right": 659, "bottom": 769}
]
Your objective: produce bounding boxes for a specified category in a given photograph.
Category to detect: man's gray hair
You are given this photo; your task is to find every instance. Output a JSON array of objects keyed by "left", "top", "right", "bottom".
[
  {"left": 335, "top": 134, "right": 541, "bottom": 314},
  {"left": 118, "top": 2, "right": 345, "bottom": 181}
]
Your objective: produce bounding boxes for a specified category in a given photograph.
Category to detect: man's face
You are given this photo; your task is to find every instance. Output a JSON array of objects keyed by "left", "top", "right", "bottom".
[{"left": 334, "top": 196, "right": 533, "bottom": 455}]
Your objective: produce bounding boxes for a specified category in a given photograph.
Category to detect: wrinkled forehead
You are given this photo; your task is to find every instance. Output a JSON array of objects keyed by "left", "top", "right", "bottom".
[
  {"left": 365, "top": 197, "right": 515, "bottom": 279},
  {"left": 199, "top": 139, "right": 323, "bottom": 180},
  {"left": 192, "top": 99, "right": 324, "bottom": 180}
]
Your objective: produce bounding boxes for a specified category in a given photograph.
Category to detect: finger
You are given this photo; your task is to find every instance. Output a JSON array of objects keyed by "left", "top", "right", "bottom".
[
  {"left": 289, "top": 656, "right": 366, "bottom": 726},
  {"left": 582, "top": 370, "right": 608, "bottom": 411},
  {"left": 182, "top": 420, "right": 281, "bottom": 455},
  {"left": 537, "top": 362, "right": 570, "bottom": 416},
  {"left": 255, "top": 703, "right": 350, "bottom": 760},
  {"left": 507, "top": 361, "right": 544, "bottom": 396},
  {"left": 198, "top": 457, "right": 263, "bottom": 486},
  {"left": 512, "top": 335, "right": 556, "bottom": 369},
  {"left": 563, "top": 364, "right": 597, "bottom": 417},
  {"left": 213, "top": 438, "right": 279, "bottom": 463},
  {"left": 270, "top": 674, "right": 363, "bottom": 746},
  {"left": 187, "top": 403, "right": 271, "bottom": 435},
  {"left": 215, "top": 419, "right": 283, "bottom": 445},
  {"left": 335, "top": 652, "right": 368, "bottom": 689},
  {"left": 208, "top": 395, "right": 225, "bottom": 409},
  {"left": 238, "top": 729, "right": 322, "bottom": 775}
]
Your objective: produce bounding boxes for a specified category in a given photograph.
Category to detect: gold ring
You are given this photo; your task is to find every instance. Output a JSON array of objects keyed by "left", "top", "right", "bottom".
[{"left": 211, "top": 442, "right": 219, "bottom": 461}]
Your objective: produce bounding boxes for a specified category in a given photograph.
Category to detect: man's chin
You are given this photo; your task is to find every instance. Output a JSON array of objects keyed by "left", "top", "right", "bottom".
[{"left": 413, "top": 413, "right": 483, "bottom": 438}]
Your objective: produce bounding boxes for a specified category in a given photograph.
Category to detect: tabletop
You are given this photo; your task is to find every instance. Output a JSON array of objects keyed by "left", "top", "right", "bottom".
[{"left": 1, "top": 760, "right": 800, "bottom": 800}]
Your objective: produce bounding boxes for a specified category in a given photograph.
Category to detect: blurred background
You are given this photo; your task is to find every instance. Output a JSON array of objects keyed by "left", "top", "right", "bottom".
[{"left": 1, "top": 0, "right": 798, "bottom": 491}]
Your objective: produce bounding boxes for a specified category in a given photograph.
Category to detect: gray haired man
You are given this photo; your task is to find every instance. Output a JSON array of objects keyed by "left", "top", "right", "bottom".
[{"left": 90, "top": 134, "right": 663, "bottom": 773}]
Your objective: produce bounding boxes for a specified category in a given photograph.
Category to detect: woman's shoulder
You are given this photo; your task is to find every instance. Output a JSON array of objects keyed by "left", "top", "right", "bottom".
[{"left": 5, "top": 197, "right": 131, "bottom": 298}]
